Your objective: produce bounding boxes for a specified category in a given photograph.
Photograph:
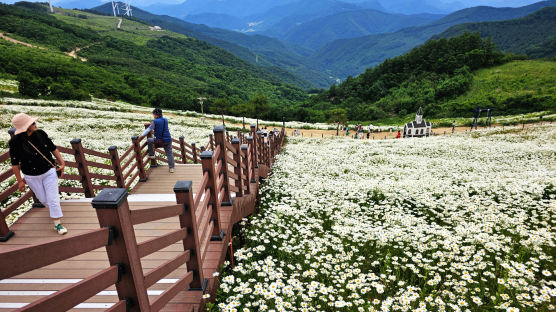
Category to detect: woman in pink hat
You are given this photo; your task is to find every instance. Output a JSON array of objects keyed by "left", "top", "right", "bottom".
[{"left": 9, "top": 113, "right": 67, "bottom": 235}]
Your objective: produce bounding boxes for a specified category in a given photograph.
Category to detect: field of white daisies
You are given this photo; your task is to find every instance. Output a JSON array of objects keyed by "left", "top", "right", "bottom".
[{"left": 216, "top": 124, "right": 556, "bottom": 312}]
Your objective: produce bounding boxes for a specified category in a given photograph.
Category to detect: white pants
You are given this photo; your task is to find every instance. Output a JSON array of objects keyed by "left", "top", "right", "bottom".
[{"left": 24, "top": 168, "right": 63, "bottom": 219}]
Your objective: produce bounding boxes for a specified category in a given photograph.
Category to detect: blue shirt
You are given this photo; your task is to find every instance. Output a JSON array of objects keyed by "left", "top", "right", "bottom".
[{"left": 142, "top": 117, "right": 172, "bottom": 143}]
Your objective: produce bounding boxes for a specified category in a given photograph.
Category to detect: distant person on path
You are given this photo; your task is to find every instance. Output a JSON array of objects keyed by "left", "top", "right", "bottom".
[
  {"left": 366, "top": 130, "right": 370, "bottom": 139},
  {"left": 358, "top": 131, "right": 364, "bottom": 139},
  {"left": 9, "top": 113, "right": 67, "bottom": 235},
  {"left": 452, "top": 121, "right": 456, "bottom": 134},
  {"left": 139, "top": 108, "right": 175, "bottom": 173},
  {"left": 397, "top": 130, "right": 401, "bottom": 139},
  {"left": 369, "top": 124, "right": 373, "bottom": 133}
]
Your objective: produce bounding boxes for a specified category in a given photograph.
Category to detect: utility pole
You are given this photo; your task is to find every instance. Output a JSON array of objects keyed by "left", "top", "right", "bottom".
[{"left": 196, "top": 97, "right": 206, "bottom": 114}]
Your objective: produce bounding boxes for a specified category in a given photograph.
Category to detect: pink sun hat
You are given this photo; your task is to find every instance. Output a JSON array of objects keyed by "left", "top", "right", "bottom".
[{"left": 12, "top": 113, "right": 39, "bottom": 135}]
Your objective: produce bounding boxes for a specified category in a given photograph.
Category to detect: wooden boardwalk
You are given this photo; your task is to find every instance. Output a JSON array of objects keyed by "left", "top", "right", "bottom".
[
  {"left": 0, "top": 125, "right": 284, "bottom": 312},
  {"left": 0, "top": 165, "right": 232, "bottom": 311}
]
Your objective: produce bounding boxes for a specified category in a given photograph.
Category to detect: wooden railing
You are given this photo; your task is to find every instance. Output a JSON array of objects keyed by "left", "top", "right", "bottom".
[
  {"left": 0, "top": 123, "right": 286, "bottom": 311},
  {"left": 0, "top": 128, "right": 202, "bottom": 242},
  {"left": 0, "top": 225, "right": 124, "bottom": 311},
  {"left": 1, "top": 123, "right": 285, "bottom": 244}
]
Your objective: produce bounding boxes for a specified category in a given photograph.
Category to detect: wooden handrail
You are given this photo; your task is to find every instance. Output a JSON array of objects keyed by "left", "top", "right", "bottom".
[
  {"left": 193, "top": 172, "right": 209, "bottom": 209},
  {"left": 150, "top": 271, "right": 194, "bottom": 312},
  {"left": 87, "top": 160, "right": 113, "bottom": 171},
  {"left": 226, "top": 154, "right": 238, "bottom": 168},
  {"left": 130, "top": 204, "right": 183, "bottom": 225},
  {"left": 82, "top": 147, "right": 112, "bottom": 159},
  {"left": 0, "top": 167, "right": 13, "bottom": 183},
  {"left": 144, "top": 250, "right": 190, "bottom": 288},
  {"left": 137, "top": 228, "right": 188, "bottom": 258},
  {"left": 0, "top": 150, "right": 10, "bottom": 163},
  {"left": 225, "top": 140, "right": 236, "bottom": 154},
  {"left": 106, "top": 300, "right": 128, "bottom": 312},
  {"left": 196, "top": 189, "right": 210, "bottom": 226},
  {"left": 2, "top": 190, "right": 33, "bottom": 216},
  {"left": 20, "top": 265, "right": 119, "bottom": 312},
  {"left": 119, "top": 145, "right": 135, "bottom": 163},
  {"left": 0, "top": 227, "right": 111, "bottom": 279}
]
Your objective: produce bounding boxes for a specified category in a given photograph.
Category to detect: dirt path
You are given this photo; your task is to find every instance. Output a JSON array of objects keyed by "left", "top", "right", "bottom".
[
  {"left": 0, "top": 32, "right": 40, "bottom": 49},
  {"left": 66, "top": 46, "right": 87, "bottom": 62}
]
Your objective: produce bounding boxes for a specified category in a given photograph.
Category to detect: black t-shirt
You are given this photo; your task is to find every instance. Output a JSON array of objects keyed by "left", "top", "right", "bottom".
[{"left": 9, "top": 130, "right": 57, "bottom": 176}]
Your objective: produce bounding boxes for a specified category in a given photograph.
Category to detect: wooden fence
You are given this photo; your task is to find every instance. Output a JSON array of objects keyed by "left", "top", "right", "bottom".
[
  {"left": 0, "top": 124, "right": 285, "bottom": 311},
  {"left": 1, "top": 126, "right": 202, "bottom": 242}
]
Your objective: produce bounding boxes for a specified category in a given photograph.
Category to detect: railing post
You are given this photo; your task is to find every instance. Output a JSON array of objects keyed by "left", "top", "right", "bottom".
[
  {"left": 247, "top": 136, "right": 256, "bottom": 183},
  {"left": 250, "top": 124, "right": 258, "bottom": 168},
  {"left": 268, "top": 138, "right": 273, "bottom": 165},
  {"left": 269, "top": 132, "right": 275, "bottom": 166},
  {"left": 256, "top": 131, "right": 263, "bottom": 167},
  {"left": 191, "top": 143, "right": 198, "bottom": 164},
  {"left": 174, "top": 181, "right": 205, "bottom": 290},
  {"left": 92, "top": 189, "right": 150, "bottom": 312},
  {"left": 213, "top": 126, "right": 231, "bottom": 205},
  {"left": 201, "top": 151, "right": 223, "bottom": 240},
  {"left": 0, "top": 209, "right": 13, "bottom": 242},
  {"left": 145, "top": 124, "right": 157, "bottom": 168},
  {"left": 71, "top": 139, "right": 95, "bottom": 198},
  {"left": 209, "top": 134, "right": 214, "bottom": 151},
  {"left": 109, "top": 146, "right": 126, "bottom": 188},
  {"left": 241, "top": 144, "right": 250, "bottom": 195},
  {"left": 131, "top": 136, "right": 147, "bottom": 182},
  {"left": 179, "top": 136, "right": 187, "bottom": 164},
  {"left": 231, "top": 138, "right": 243, "bottom": 198}
]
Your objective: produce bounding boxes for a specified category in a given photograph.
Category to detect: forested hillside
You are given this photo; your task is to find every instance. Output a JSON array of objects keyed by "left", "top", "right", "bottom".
[
  {"left": 313, "top": 0, "right": 556, "bottom": 79},
  {"left": 436, "top": 7, "right": 556, "bottom": 58},
  {"left": 0, "top": 3, "right": 307, "bottom": 113},
  {"left": 295, "top": 33, "right": 555, "bottom": 122},
  {"left": 91, "top": 3, "right": 333, "bottom": 88}
]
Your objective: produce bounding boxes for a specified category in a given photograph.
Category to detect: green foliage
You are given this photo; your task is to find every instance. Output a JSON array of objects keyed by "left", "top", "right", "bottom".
[
  {"left": 1, "top": 3, "right": 99, "bottom": 52},
  {"left": 298, "top": 33, "right": 507, "bottom": 122},
  {"left": 250, "top": 93, "right": 270, "bottom": 120},
  {"left": 436, "top": 7, "right": 556, "bottom": 59},
  {"left": 0, "top": 3, "right": 308, "bottom": 113}
]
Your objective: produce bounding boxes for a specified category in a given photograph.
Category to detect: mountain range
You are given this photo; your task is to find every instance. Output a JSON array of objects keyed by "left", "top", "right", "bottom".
[
  {"left": 312, "top": 0, "right": 556, "bottom": 79},
  {"left": 436, "top": 6, "right": 556, "bottom": 58}
]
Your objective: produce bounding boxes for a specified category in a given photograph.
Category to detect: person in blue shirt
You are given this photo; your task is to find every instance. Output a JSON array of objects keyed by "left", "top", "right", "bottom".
[{"left": 138, "top": 108, "right": 175, "bottom": 173}]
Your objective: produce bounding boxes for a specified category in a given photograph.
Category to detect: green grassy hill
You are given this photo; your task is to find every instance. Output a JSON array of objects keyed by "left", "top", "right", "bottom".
[
  {"left": 442, "top": 60, "right": 556, "bottom": 116},
  {"left": 297, "top": 33, "right": 555, "bottom": 123},
  {"left": 0, "top": 2, "right": 307, "bottom": 114},
  {"left": 436, "top": 7, "right": 556, "bottom": 59}
]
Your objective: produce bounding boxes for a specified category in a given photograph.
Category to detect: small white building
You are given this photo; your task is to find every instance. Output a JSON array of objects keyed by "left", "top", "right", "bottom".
[{"left": 403, "top": 107, "right": 432, "bottom": 138}]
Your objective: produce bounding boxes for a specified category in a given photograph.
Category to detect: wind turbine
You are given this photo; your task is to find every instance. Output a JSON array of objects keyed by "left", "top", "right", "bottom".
[
  {"left": 122, "top": 0, "right": 133, "bottom": 17},
  {"left": 111, "top": 1, "right": 120, "bottom": 17},
  {"left": 48, "top": 0, "right": 54, "bottom": 13}
]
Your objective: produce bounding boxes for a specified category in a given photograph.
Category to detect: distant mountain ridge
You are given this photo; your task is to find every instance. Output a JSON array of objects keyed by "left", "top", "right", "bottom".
[
  {"left": 436, "top": 6, "right": 556, "bottom": 58},
  {"left": 91, "top": 2, "right": 335, "bottom": 88},
  {"left": 278, "top": 9, "right": 442, "bottom": 50},
  {"left": 183, "top": 0, "right": 384, "bottom": 34},
  {"left": 312, "top": 0, "right": 556, "bottom": 79}
]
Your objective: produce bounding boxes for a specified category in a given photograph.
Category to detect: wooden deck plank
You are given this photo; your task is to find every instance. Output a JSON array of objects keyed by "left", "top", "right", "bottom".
[{"left": 0, "top": 160, "right": 245, "bottom": 311}]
